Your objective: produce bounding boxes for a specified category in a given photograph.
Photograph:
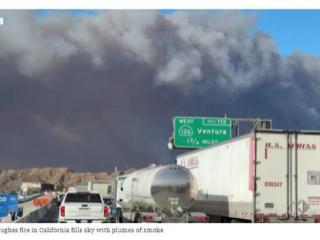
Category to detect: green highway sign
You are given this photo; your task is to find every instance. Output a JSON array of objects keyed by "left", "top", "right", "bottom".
[{"left": 173, "top": 116, "right": 232, "bottom": 148}]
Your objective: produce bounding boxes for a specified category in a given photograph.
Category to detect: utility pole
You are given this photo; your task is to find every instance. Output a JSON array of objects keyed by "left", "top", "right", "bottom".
[{"left": 113, "top": 166, "right": 118, "bottom": 207}]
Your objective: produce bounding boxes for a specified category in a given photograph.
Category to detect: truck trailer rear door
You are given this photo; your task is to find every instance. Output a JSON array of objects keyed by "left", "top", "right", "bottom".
[
  {"left": 255, "top": 131, "right": 289, "bottom": 220},
  {"left": 293, "top": 132, "right": 320, "bottom": 221}
]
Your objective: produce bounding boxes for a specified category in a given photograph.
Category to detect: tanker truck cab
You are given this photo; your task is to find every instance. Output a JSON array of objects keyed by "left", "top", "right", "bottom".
[
  {"left": 116, "top": 176, "right": 127, "bottom": 205},
  {"left": 58, "top": 190, "right": 109, "bottom": 223}
]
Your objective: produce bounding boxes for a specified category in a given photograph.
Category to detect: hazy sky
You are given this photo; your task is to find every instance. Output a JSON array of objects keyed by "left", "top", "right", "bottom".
[{"left": 1, "top": 10, "right": 320, "bottom": 172}]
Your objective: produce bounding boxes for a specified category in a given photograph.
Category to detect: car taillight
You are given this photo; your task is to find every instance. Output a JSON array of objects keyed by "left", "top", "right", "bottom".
[
  {"left": 104, "top": 207, "right": 109, "bottom": 217},
  {"left": 255, "top": 216, "right": 269, "bottom": 223},
  {"left": 143, "top": 215, "right": 153, "bottom": 222},
  {"left": 196, "top": 216, "right": 209, "bottom": 222},
  {"left": 60, "top": 206, "right": 65, "bottom": 217}
]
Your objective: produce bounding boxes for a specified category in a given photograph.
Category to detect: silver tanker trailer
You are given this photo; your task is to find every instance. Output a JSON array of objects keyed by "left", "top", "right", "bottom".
[{"left": 115, "top": 164, "right": 208, "bottom": 223}]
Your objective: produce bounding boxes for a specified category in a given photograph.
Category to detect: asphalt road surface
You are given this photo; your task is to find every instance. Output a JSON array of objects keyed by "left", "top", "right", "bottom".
[{"left": 39, "top": 202, "right": 59, "bottom": 223}]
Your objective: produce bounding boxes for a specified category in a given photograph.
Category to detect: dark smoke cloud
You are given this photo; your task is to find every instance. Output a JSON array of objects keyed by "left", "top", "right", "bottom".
[{"left": 0, "top": 10, "right": 319, "bottom": 171}]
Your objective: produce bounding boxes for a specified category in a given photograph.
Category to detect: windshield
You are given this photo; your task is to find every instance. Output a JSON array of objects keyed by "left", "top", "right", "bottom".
[{"left": 65, "top": 193, "right": 102, "bottom": 203}]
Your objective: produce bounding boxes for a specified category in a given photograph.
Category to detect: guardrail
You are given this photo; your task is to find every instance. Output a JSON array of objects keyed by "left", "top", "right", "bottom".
[
  {"left": 14, "top": 203, "right": 52, "bottom": 223},
  {"left": 0, "top": 193, "right": 43, "bottom": 222},
  {"left": 18, "top": 193, "right": 42, "bottom": 203}
]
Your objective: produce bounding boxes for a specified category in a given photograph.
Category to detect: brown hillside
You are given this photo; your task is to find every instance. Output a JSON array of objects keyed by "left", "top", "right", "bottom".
[{"left": 0, "top": 167, "right": 134, "bottom": 193}]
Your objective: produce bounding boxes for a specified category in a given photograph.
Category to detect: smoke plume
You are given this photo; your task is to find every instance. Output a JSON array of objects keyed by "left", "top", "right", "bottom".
[{"left": 0, "top": 10, "right": 319, "bottom": 171}]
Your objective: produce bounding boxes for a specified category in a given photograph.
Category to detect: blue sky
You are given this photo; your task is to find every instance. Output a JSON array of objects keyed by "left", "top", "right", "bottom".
[
  {"left": 252, "top": 10, "right": 320, "bottom": 57},
  {"left": 37, "top": 10, "right": 320, "bottom": 57}
]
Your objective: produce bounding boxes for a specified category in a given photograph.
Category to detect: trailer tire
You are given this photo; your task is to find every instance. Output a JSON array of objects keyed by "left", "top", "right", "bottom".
[
  {"left": 134, "top": 212, "right": 142, "bottom": 223},
  {"left": 230, "top": 218, "right": 248, "bottom": 223}
]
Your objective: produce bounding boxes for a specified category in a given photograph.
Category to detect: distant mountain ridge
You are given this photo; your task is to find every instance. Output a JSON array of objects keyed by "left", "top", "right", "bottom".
[{"left": 0, "top": 167, "right": 135, "bottom": 193}]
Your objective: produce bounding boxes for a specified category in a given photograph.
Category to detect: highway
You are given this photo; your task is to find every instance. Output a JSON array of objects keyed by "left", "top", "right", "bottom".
[{"left": 39, "top": 203, "right": 131, "bottom": 223}]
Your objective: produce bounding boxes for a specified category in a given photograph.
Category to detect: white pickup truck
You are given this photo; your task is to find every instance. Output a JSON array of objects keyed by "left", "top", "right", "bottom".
[{"left": 58, "top": 191, "right": 109, "bottom": 223}]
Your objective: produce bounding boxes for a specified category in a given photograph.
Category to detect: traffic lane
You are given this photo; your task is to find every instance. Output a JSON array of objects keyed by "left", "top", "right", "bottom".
[
  {"left": 40, "top": 203, "right": 125, "bottom": 223},
  {"left": 39, "top": 202, "right": 59, "bottom": 223}
]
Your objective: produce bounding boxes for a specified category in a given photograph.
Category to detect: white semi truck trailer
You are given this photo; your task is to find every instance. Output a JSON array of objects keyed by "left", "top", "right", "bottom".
[
  {"left": 88, "top": 181, "right": 113, "bottom": 202},
  {"left": 176, "top": 130, "right": 320, "bottom": 223},
  {"left": 115, "top": 164, "right": 208, "bottom": 223}
]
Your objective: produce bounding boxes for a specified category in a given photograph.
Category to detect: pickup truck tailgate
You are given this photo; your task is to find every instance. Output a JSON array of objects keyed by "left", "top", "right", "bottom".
[
  {"left": 62, "top": 192, "right": 105, "bottom": 220},
  {"left": 65, "top": 202, "right": 104, "bottom": 219}
]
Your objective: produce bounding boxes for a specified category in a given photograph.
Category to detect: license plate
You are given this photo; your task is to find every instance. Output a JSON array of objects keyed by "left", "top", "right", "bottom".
[
  {"left": 79, "top": 207, "right": 90, "bottom": 210},
  {"left": 79, "top": 212, "right": 89, "bottom": 216}
]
